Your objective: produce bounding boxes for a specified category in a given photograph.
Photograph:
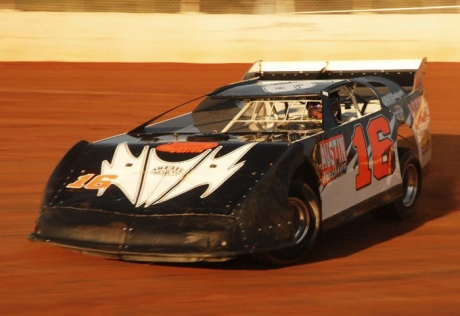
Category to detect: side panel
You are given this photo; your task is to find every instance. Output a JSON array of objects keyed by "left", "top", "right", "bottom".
[{"left": 318, "top": 110, "right": 402, "bottom": 220}]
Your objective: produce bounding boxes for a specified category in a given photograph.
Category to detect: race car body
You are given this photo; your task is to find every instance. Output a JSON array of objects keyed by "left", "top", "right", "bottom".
[{"left": 30, "top": 58, "right": 431, "bottom": 265}]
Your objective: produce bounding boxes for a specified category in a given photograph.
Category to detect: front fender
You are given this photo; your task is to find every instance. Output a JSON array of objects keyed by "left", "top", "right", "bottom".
[
  {"left": 40, "top": 140, "right": 91, "bottom": 209},
  {"left": 234, "top": 142, "right": 306, "bottom": 253}
]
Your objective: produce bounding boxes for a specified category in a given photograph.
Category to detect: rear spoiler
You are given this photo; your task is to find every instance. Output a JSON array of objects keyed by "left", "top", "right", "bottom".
[{"left": 242, "top": 58, "right": 427, "bottom": 93}]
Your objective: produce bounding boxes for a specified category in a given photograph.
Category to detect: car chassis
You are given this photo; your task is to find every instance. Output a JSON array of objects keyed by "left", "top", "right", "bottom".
[{"left": 30, "top": 58, "right": 431, "bottom": 265}]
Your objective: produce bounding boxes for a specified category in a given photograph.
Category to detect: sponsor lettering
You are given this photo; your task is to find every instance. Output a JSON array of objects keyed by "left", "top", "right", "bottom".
[
  {"left": 408, "top": 96, "right": 431, "bottom": 152},
  {"left": 157, "top": 142, "right": 218, "bottom": 154},
  {"left": 150, "top": 165, "right": 184, "bottom": 176},
  {"left": 261, "top": 82, "right": 316, "bottom": 93},
  {"left": 407, "top": 96, "right": 422, "bottom": 117},
  {"left": 319, "top": 135, "right": 347, "bottom": 186},
  {"left": 381, "top": 89, "right": 405, "bottom": 106},
  {"left": 392, "top": 104, "right": 405, "bottom": 122}
]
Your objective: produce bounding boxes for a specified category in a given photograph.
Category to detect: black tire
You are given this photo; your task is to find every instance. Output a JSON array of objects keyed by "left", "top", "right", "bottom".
[
  {"left": 256, "top": 180, "right": 321, "bottom": 266},
  {"left": 387, "top": 149, "right": 422, "bottom": 220}
]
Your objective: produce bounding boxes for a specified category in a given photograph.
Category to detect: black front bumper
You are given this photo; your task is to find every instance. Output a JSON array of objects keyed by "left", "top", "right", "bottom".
[{"left": 30, "top": 206, "right": 245, "bottom": 262}]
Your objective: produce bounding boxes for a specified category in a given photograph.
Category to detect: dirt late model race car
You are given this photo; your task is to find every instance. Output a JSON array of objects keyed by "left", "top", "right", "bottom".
[{"left": 30, "top": 59, "right": 432, "bottom": 266}]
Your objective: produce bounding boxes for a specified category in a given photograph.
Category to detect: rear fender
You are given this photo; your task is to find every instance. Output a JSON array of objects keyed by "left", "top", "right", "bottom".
[
  {"left": 395, "top": 89, "right": 431, "bottom": 171},
  {"left": 397, "top": 124, "right": 418, "bottom": 154}
]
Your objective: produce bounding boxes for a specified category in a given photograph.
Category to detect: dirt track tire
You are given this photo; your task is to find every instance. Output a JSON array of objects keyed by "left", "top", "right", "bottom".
[
  {"left": 385, "top": 149, "right": 422, "bottom": 220},
  {"left": 256, "top": 180, "right": 321, "bottom": 266}
]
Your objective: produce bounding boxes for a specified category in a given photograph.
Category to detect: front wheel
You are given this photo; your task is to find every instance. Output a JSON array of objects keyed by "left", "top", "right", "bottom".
[{"left": 256, "top": 180, "right": 321, "bottom": 266}]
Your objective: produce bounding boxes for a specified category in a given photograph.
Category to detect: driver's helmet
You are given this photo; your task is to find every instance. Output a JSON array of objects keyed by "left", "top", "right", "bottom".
[
  {"left": 329, "top": 93, "right": 341, "bottom": 117},
  {"left": 307, "top": 101, "right": 322, "bottom": 119}
]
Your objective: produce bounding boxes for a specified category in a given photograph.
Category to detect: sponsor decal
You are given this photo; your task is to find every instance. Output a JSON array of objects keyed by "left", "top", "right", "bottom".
[
  {"left": 66, "top": 142, "right": 256, "bottom": 207},
  {"left": 414, "top": 76, "right": 423, "bottom": 92},
  {"left": 261, "top": 81, "right": 316, "bottom": 93},
  {"left": 150, "top": 165, "right": 184, "bottom": 176},
  {"left": 408, "top": 96, "right": 431, "bottom": 153},
  {"left": 157, "top": 142, "right": 218, "bottom": 154},
  {"left": 381, "top": 89, "right": 405, "bottom": 106},
  {"left": 407, "top": 96, "right": 422, "bottom": 117},
  {"left": 319, "top": 135, "right": 347, "bottom": 186},
  {"left": 392, "top": 104, "right": 405, "bottom": 122}
]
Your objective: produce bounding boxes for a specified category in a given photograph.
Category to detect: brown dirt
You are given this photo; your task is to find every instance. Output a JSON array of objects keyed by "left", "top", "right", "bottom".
[{"left": 0, "top": 62, "right": 459, "bottom": 315}]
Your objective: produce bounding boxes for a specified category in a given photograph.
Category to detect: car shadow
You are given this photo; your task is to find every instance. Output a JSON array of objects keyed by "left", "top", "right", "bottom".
[{"left": 152, "top": 134, "right": 459, "bottom": 270}]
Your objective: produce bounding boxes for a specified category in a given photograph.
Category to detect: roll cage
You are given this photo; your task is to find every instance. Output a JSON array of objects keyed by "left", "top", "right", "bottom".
[
  {"left": 130, "top": 59, "right": 425, "bottom": 137},
  {"left": 218, "top": 78, "right": 389, "bottom": 134}
]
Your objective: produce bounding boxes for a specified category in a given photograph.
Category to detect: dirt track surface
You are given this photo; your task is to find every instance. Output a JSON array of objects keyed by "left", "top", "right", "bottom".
[{"left": 1, "top": 63, "right": 459, "bottom": 315}]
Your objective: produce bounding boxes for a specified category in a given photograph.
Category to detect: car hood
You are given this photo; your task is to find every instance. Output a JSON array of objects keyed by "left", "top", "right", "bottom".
[{"left": 51, "top": 135, "right": 292, "bottom": 216}]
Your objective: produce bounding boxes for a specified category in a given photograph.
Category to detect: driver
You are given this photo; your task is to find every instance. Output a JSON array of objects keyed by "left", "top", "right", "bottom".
[
  {"left": 307, "top": 101, "right": 322, "bottom": 119},
  {"left": 329, "top": 93, "right": 342, "bottom": 123}
]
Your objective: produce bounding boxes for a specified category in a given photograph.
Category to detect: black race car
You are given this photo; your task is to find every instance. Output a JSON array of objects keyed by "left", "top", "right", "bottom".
[{"left": 30, "top": 59, "right": 432, "bottom": 265}]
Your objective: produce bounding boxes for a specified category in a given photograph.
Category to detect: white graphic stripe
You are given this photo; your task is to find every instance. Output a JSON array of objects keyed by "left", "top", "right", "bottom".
[
  {"left": 99, "top": 142, "right": 148, "bottom": 204},
  {"left": 95, "top": 142, "right": 256, "bottom": 207},
  {"left": 156, "top": 143, "right": 256, "bottom": 204}
]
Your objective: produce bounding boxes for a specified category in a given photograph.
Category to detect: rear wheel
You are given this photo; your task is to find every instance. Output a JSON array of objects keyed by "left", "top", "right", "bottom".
[
  {"left": 373, "top": 149, "right": 422, "bottom": 220},
  {"left": 256, "top": 180, "right": 321, "bottom": 266},
  {"left": 387, "top": 149, "right": 422, "bottom": 220}
]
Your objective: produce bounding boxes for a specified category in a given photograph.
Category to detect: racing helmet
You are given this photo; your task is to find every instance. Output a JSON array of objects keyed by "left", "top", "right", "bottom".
[
  {"left": 329, "top": 93, "right": 341, "bottom": 117},
  {"left": 307, "top": 101, "right": 322, "bottom": 119}
]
